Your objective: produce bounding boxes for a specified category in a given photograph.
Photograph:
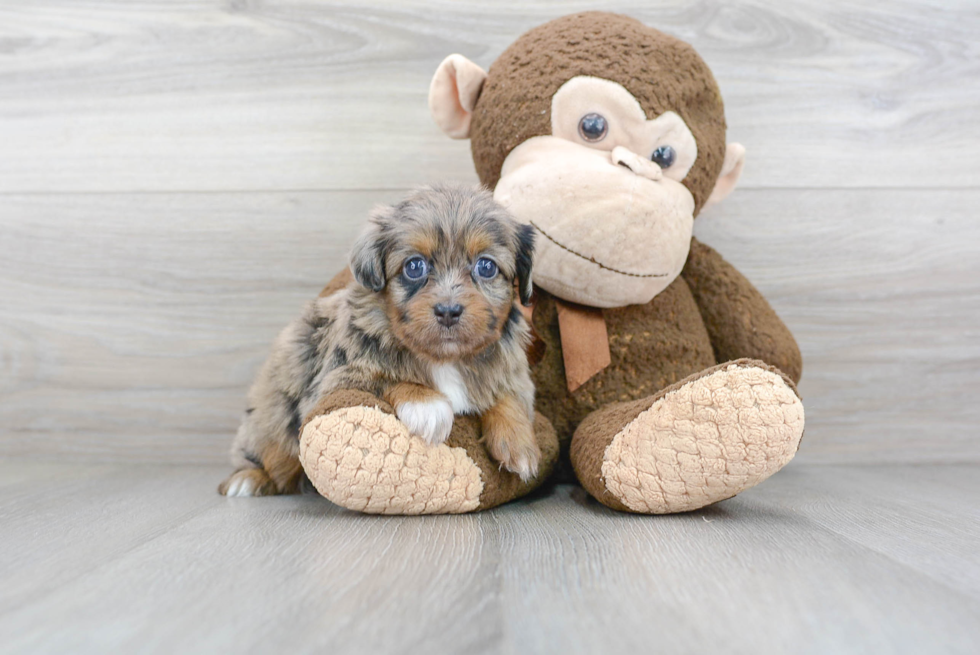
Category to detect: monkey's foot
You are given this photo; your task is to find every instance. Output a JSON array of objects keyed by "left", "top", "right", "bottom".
[
  {"left": 299, "top": 390, "right": 558, "bottom": 514},
  {"left": 570, "top": 360, "right": 804, "bottom": 514}
]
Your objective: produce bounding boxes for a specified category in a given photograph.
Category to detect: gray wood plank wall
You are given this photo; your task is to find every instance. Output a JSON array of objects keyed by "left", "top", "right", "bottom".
[{"left": 1, "top": 1, "right": 978, "bottom": 464}]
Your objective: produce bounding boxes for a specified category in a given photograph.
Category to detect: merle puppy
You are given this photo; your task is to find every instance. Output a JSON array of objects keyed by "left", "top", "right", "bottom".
[{"left": 219, "top": 184, "right": 539, "bottom": 496}]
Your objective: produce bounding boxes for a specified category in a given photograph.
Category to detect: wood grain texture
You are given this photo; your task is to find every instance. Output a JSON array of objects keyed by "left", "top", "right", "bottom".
[
  {"left": 0, "top": 463, "right": 978, "bottom": 654},
  {"left": 0, "top": 0, "right": 978, "bottom": 192},
  {"left": 746, "top": 464, "right": 980, "bottom": 601},
  {"left": 2, "top": 189, "right": 977, "bottom": 464}
]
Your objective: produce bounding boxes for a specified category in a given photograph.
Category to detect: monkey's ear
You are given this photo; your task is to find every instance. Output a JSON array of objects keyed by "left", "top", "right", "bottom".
[
  {"left": 428, "top": 54, "right": 487, "bottom": 139},
  {"left": 349, "top": 213, "right": 390, "bottom": 293},
  {"left": 514, "top": 224, "right": 535, "bottom": 306},
  {"left": 705, "top": 143, "right": 746, "bottom": 208}
]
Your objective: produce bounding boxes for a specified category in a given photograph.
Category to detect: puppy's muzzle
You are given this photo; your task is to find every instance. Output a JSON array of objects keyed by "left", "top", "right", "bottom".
[{"left": 433, "top": 303, "right": 463, "bottom": 327}]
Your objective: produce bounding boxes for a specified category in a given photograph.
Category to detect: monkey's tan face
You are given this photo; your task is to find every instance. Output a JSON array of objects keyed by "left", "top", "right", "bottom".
[{"left": 493, "top": 76, "right": 700, "bottom": 308}]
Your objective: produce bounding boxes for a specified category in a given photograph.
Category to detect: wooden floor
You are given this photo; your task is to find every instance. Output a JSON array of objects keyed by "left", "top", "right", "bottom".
[{"left": 1, "top": 462, "right": 978, "bottom": 654}]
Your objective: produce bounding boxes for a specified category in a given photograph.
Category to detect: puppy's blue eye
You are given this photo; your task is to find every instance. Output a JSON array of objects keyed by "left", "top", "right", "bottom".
[
  {"left": 475, "top": 257, "right": 498, "bottom": 279},
  {"left": 651, "top": 145, "right": 676, "bottom": 169},
  {"left": 403, "top": 256, "right": 428, "bottom": 280}
]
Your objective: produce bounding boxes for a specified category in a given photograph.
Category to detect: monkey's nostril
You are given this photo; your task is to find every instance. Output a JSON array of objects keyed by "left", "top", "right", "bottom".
[
  {"left": 433, "top": 303, "right": 464, "bottom": 327},
  {"left": 611, "top": 145, "right": 662, "bottom": 181}
]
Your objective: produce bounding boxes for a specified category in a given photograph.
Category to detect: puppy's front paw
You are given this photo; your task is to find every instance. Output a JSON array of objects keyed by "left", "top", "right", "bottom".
[
  {"left": 489, "top": 436, "right": 541, "bottom": 483},
  {"left": 396, "top": 397, "right": 455, "bottom": 445},
  {"left": 485, "top": 419, "right": 541, "bottom": 483}
]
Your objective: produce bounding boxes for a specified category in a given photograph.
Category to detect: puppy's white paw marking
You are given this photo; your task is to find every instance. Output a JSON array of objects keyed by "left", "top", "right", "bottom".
[
  {"left": 223, "top": 473, "right": 256, "bottom": 497},
  {"left": 397, "top": 397, "right": 455, "bottom": 445},
  {"left": 431, "top": 364, "right": 474, "bottom": 414}
]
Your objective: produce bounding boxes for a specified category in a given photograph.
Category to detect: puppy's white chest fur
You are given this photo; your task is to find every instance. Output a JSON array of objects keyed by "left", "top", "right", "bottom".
[{"left": 431, "top": 363, "right": 474, "bottom": 414}]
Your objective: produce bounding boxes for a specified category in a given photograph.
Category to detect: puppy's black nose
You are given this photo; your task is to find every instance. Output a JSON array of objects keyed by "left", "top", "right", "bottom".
[{"left": 434, "top": 303, "right": 463, "bottom": 327}]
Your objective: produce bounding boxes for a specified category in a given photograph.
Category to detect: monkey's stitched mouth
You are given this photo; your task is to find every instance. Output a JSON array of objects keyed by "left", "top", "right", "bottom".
[{"left": 529, "top": 221, "right": 669, "bottom": 279}]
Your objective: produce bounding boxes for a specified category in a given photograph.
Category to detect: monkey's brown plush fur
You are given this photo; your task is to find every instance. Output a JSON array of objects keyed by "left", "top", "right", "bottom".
[{"left": 298, "top": 12, "right": 806, "bottom": 515}]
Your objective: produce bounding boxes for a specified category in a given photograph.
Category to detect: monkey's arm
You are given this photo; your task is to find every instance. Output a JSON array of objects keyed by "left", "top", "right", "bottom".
[{"left": 681, "top": 238, "right": 802, "bottom": 384}]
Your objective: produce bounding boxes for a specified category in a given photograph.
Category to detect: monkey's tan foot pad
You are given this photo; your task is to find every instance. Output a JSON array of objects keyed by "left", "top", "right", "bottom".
[
  {"left": 299, "top": 405, "right": 484, "bottom": 515},
  {"left": 572, "top": 360, "right": 804, "bottom": 514}
]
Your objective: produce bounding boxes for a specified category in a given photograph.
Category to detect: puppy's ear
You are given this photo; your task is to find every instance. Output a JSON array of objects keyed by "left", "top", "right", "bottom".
[
  {"left": 349, "top": 209, "right": 392, "bottom": 293},
  {"left": 514, "top": 223, "right": 535, "bottom": 306}
]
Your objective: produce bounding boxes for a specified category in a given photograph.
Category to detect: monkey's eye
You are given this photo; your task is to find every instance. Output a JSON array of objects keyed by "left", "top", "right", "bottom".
[
  {"left": 475, "top": 257, "right": 498, "bottom": 279},
  {"left": 651, "top": 145, "right": 676, "bottom": 169},
  {"left": 578, "top": 113, "right": 608, "bottom": 142},
  {"left": 403, "top": 256, "right": 428, "bottom": 280}
]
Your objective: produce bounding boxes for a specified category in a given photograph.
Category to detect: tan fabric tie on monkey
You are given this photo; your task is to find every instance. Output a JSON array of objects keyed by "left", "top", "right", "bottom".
[
  {"left": 520, "top": 291, "right": 610, "bottom": 393},
  {"left": 552, "top": 300, "right": 610, "bottom": 393}
]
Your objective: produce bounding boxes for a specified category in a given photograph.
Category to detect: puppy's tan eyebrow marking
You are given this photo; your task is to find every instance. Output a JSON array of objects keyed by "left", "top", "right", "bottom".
[
  {"left": 464, "top": 232, "right": 495, "bottom": 258},
  {"left": 408, "top": 231, "right": 439, "bottom": 258}
]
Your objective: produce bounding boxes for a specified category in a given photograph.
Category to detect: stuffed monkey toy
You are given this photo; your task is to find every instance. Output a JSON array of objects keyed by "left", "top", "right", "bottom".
[{"left": 298, "top": 12, "right": 804, "bottom": 514}]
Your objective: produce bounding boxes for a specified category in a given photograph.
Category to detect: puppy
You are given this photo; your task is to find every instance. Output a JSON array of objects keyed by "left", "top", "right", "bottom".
[{"left": 219, "top": 184, "right": 539, "bottom": 497}]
